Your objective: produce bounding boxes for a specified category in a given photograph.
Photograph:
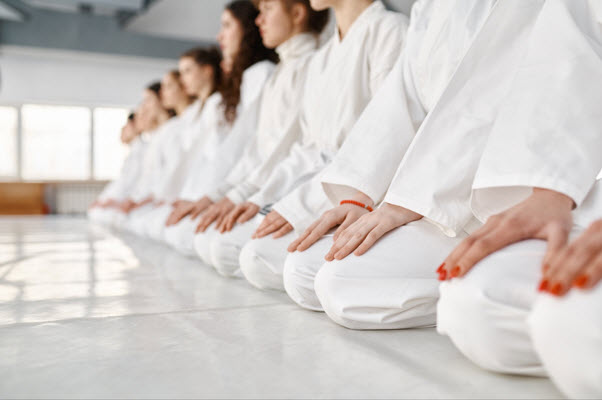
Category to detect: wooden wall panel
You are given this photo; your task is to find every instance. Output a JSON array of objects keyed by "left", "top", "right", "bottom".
[{"left": 0, "top": 183, "right": 46, "bottom": 215}]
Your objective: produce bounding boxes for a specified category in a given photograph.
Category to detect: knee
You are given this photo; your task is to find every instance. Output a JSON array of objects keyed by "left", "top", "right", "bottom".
[
  {"left": 437, "top": 273, "right": 543, "bottom": 376},
  {"left": 315, "top": 257, "right": 439, "bottom": 330},
  {"left": 240, "top": 240, "right": 273, "bottom": 290},
  {"left": 239, "top": 239, "right": 284, "bottom": 290},
  {"left": 193, "top": 233, "right": 213, "bottom": 265},
  {"left": 210, "top": 236, "right": 242, "bottom": 278},
  {"left": 313, "top": 262, "right": 361, "bottom": 329},
  {"left": 529, "top": 293, "right": 602, "bottom": 398},
  {"left": 283, "top": 252, "right": 324, "bottom": 311}
]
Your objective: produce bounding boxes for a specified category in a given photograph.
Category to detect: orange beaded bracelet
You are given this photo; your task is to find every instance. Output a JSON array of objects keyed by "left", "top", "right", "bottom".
[{"left": 340, "top": 200, "right": 374, "bottom": 212}]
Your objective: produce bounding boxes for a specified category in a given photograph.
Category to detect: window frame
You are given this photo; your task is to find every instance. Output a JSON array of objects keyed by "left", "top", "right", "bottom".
[{"left": 0, "top": 102, "right": 130, "bottom": 183}]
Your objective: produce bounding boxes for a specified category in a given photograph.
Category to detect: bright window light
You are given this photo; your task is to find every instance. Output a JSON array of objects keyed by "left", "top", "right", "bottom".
[
  {"left": 0, "top": 106, "right": 18, "bottom": 179},
  {"left": 93, "top": 107, "right": 130, "bottom": 180},
  {"left": 21, "top": 104, "right": 91, "bottom": 180}
]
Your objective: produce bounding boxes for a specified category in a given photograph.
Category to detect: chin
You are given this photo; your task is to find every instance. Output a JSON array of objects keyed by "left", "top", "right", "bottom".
[
  {"left": 309, "top": 0, "right": 329, "bottom": 11},
  {"left": 263, "top": 39, "right": 278, "bottom": 49}
]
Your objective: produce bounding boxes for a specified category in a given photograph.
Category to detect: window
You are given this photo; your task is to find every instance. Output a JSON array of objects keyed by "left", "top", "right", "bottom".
[
  {"left": 21, "top": 104, "right": 91, "bottom": 180},
  {"left": 1, "top": 104, "right": 131, "bottom": 182},
  {"left": 93, "top": 107, "right": 129, "bottom": 180},
  {"left": 0, "top": 106, "right": 18, "bottom": 179}
]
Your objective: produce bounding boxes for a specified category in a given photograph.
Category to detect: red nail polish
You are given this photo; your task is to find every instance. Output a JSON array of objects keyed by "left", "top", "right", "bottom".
[
  {"left": 573, "top": 275, "right": 589, "bottom": 288},
  {"left": 450, "top": 266, "right": 461, "bottom": 278},
  {"left": 538, "top": 280, "right": 549, "bottom": 292},
  {"left": 436, "top": 263, "right": 445, "bottom": 273},
  {"left": 438, "top": 270, "right": 447, "bottom": 281},
  {"left": 550, "top": 283, "right": 563, "bottom": 296}
]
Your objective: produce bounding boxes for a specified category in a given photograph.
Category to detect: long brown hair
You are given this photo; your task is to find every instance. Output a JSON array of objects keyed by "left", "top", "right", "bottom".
[
  {"left": 219, "top": 0, "right": 278, "bottom": 124},
  {"left": 180, "top": 47, "right": 223, "bottom": 94}
]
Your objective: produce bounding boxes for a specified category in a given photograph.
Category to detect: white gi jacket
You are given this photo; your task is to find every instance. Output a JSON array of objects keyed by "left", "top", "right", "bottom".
[
  {"left": 177, "top": 60, "right": 276, "bottom": 201},
  {"left": 253, "top": 1, "right": 409, "bottom": 232},
  {"left": 205, "top": 33, "right": 319, "bottom": 204}
]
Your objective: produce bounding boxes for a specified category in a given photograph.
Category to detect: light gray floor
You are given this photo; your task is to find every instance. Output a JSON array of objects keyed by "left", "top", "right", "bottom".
[{"left": 0, "top": 216, "right": 563, "bottom": 399}]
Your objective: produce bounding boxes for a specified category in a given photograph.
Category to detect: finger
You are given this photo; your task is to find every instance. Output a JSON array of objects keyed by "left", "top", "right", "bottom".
[
  {"left": 333, "top": 225, "right": 373, "bottom": 260},
  {"left": 574, "top": 252, "right": 602, "bottom": 290},
  {"left": 255, "top": 219, "right": 272, "bottom": 234},
  {"left": 333, "top": 218, "right": 355, "bottom": 242},
  {"left": 223, "top": 213, "right": 237, "bottom": 232},
  {"left": 225, "top": 208, "right": 243, "bottom": 230},
  {"left": 354, "top": 225, "right": 388, "bottom": 256},
  {"left": 297, "top": 222, "right": 331, "bottom": 252},
  {"left": 288, "top": 220, "right": 320, "bottom": 252},
  {"left": 252, "top": 214, "right": 279, "bottom": 238},
  {"left": 441, "top": 221, "right": 498, "bottom": 279},
  {"left": 195, "top": 220, "right": 203, "bottom": 234},
  {"left": 545, "top": 234, "right": 600, "bottom": 296},
  {"left": 288, "top": 227, "right": 311, "bottom": 252},
  {"left": 215, "top": 213, "right": 226, "bottom": 231},
  {"left": 217, "top": 216, "right": 228, "bottom": 233},
  {"left": 173, "top": 212, "right": 186, "bottom": 225},
  {"left": 273, "top": 223, "right": 293, "bottom": 239},
  {"left": 325, "top": 221, "right": 366, "bottom": 261},
  {"left": 452, "top": 225, "right": 529, "bottom": 280},
  {"left": 238, "top": 207, "right": 258, "bottom": 224},
  {"left": 541, "top": 222, "right": 570, "bottom": 273},
  {"left": 197, "top": 212, "right": 217, "bottom": 233},
  {"left": 255, "top": 220, "right": 281, "bottom": 239}
]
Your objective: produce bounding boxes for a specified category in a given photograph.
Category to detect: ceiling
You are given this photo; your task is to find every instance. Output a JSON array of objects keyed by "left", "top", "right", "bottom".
[
  {"left": 125, "top": 0, "right": 229, "bottom": 42},
  {"left": 20, "top": 0, "right": 146, "bottom": 16},
  {"left": 1, "top": 0, "right": 417, "bottom": 45},
  {"left": 124, "top": 0, "right": 416, "bottom": 43}
]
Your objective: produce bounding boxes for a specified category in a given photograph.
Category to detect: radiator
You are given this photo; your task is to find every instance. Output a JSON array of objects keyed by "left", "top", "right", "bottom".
[{"left": 51, "top": 182, "right": 107, "bottom": 215}]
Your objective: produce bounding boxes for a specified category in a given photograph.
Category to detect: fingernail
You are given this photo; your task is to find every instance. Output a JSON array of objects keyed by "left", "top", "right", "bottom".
[
  {"left": 436, "top": 263, "right": 445, "bottom": 273},
  {"left": 450, "top": 266, "right": 461, "bottom": 278},
  {"left": 438, "top": 270, "right": 447, "bottom": 281},
  {"left": 538, "top": 279, "right": 549, "bottom": 292},
  {"left": 573, "top": 275, "right": 589, "bottom": 288},
  {"left": 550, "top": 282, "right": 563, "bottom": 296}
]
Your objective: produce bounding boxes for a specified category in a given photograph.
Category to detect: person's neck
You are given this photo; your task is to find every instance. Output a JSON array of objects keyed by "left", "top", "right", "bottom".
[
  {"left": 174, "top": 100, "right": 190, "bottom": 116},
  {"left": 156, "top": 111, "right": 169, "bottom": 125},
  {"left": 333, "top": 0, "right": 373, "bottom": 40},
  {"left": 284, "top": 25, "right": 305, "bottom": 44},
  {"left": 197, "top": 84, "right": 214, "bottom": 105}
]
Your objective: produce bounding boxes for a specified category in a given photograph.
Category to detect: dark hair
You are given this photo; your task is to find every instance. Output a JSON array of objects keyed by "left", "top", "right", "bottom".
[
  {"left": 220, "top": 0, "right": 278, "bottom": 124},
  {"left": 147, "top": 81, "right": 161, "bottom": 96},
  {"left": 255, "top": 0, "right": 329, "bottom": 34},
  {"left": 180, "top": 47, "right": 223, "bottom": 92},
  {"left": 292, "top": 0, "right": 329, "bottom": 34},
  {"left": 146, "top": 81, "right": 175, "bottom": 118}
]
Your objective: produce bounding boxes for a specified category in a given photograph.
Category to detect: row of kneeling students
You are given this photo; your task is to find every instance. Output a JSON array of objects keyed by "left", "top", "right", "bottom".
[{"left": 89, "top": 0, "right": 602, "bottom": 397}]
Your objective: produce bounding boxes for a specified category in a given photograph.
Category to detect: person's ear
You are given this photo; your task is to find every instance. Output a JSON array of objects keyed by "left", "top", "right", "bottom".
[{"left": 291, "top": 3, "right": 308, "bottom": 30}]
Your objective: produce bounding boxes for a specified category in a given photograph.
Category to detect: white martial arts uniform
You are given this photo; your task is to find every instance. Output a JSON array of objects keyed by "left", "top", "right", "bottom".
[
  {"left": 438, "top": 182, "right": 602, "bottom": 398},
  {"left": 88, "top": 135, "right": 148, "bottom": 225},
  {"left": 121, "top": 111, "right": 194, "bottom": 235},
  {"left": 191, "top": 33, "right": 319, "bottom": 275},
  {"left": 237, "top": 1, "right": 408, "bottom": 290},
  {"left": 126, "top": 100, "right": 206, "bottom": 240},
  {"left": 124, "top": 101, "right": 205, "bottom": 236},
  {"left": 139, "top": 95, "right": 224, "bottom": 243},
  {"left": 284, "top": 0, "right": 533, "bottom": 318},
  {"left": 436, "top": 2, "right": 602, "bottom": 397},
  {"left": 162, "top": 60, "right": 275, "bottom": 256}
]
